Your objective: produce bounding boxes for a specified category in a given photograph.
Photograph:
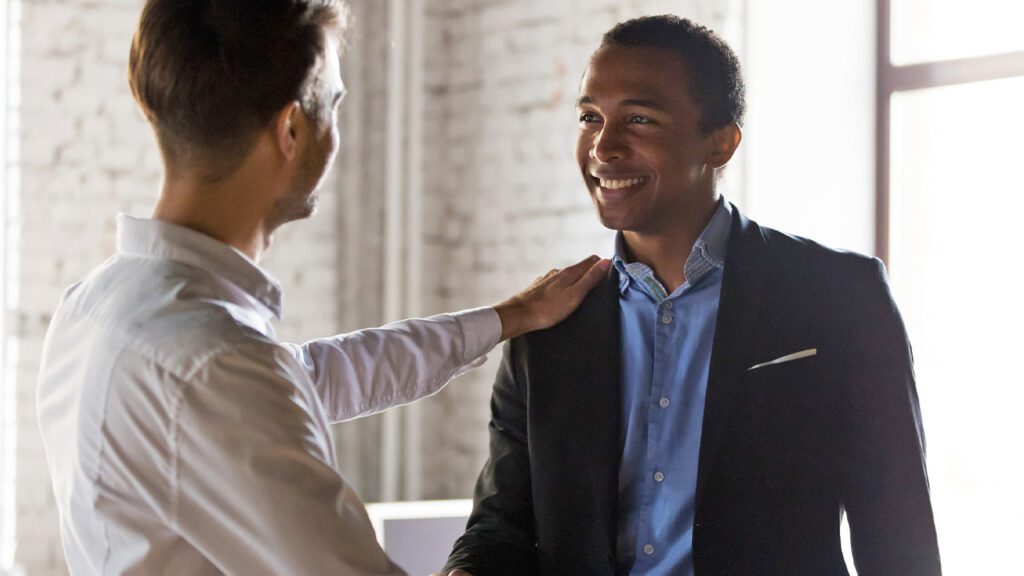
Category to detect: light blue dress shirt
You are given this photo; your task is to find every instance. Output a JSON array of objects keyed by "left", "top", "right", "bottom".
[{"left": 613, "top": 199, "right": 732, "bottom": 576}]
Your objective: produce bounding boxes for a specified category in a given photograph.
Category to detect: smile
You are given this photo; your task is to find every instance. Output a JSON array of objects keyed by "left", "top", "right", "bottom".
[{"left": 596, "top": 176, "right": 647, "bottom": 190}]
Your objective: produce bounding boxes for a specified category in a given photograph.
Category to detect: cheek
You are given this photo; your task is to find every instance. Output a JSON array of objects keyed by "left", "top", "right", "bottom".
[
  {"left": 574, "top": 136, "right": 590, "bottom": 168},
  {"left": 322, "top": 125, "right": 339, "bottom": 163},
  {"left": 574, "top": 146, "right": 596, "bottom": 191},
  {"left": 648, "top": 139, "right": 702, "bottom": 179}
]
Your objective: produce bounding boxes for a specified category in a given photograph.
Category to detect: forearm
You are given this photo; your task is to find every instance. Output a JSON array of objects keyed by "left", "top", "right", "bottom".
[
  {"left": 286, "top": 307, "right": 501, "bottom": 422},
  {"left": 285, "top": 256, "right": 610, "bottom": 421}
]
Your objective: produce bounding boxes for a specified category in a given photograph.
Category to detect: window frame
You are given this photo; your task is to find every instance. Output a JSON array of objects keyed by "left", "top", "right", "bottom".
[{"left": 875, "top": 0, "right": 1024, "bottom": 262}]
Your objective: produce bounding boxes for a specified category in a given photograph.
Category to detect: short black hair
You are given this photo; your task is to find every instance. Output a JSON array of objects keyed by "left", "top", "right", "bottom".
[{"left": 600, "top": 15, "right": 745, "bottom": 134}]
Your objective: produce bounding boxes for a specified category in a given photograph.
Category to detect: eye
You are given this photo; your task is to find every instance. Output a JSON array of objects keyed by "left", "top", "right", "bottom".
[
  {"left": 578, "top": 111, "right": 600, "bottom": 123},
  {"left": 628, "top": 115, "right": 653, "bottom": 125}
]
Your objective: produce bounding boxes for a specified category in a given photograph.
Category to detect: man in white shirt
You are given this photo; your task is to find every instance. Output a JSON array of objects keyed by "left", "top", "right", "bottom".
[{"left": 36, "top": 1, "right": 610, "bottom": 574}]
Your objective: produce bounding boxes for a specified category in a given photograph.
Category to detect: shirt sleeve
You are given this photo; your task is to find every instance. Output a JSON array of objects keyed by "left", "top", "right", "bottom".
[
  {"left": 170, "top": 342, "right": 407, "bottom": 576},
  {"left": 281, "top": 306, "right": 502, "bottom": 422}
]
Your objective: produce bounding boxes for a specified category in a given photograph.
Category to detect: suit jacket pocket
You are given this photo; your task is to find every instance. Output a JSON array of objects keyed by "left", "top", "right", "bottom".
[{"left": 736, "top": 353, "right": 840, "bottom": 494}]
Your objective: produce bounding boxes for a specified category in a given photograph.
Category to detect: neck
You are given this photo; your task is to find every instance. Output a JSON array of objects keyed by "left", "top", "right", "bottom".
[
  {"left": 621, "top": 194, "right": 719, "bottom": 293},
  {"left": 153, "top": 168, "right": 277, "bottom": 262},
  {"left": 152, "top": 136, "right": 288, "bottom": 261}
]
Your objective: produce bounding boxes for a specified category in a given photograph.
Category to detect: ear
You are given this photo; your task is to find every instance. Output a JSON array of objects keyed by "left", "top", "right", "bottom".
[
  {"left": 273, "top": 101, "right": 303, "bottom": 161},
  {"left": 705, "top": 122, "right": 742, "bottom": 169}
]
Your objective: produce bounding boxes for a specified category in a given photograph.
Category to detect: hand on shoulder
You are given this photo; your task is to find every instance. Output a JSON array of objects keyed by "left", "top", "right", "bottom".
[{"left": 493, "top": 255, "right": 611, "bottom": 341}]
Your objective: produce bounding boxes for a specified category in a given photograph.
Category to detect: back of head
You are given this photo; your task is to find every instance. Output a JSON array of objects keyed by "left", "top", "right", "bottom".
[
  {"left": 600, "top": 15, "right": 745, "bottom": 134},
  {"left": 128, "top": 0, "right": 348, "bottom": 177}
]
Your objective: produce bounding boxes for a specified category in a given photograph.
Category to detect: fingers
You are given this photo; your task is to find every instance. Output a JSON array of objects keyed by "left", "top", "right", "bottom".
[
  {"left": 556, "top": 255, "right": 601, "bottom": 283},
  {"left": 573, "top": 257, "right": 611, "bottom": 290},
  {"left": 537, "top": 255, "right": 609, "bottom": 293}
]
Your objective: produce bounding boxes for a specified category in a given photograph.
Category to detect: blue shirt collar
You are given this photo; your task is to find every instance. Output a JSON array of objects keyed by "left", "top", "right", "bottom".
[{"left": 612, "top": 197, "right": 732, "bottom": 300}]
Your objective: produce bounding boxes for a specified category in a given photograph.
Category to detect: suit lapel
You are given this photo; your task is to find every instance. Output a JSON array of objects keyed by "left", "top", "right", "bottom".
[{"left": 695, "top": 206, "right": 769, "bottom": 504}]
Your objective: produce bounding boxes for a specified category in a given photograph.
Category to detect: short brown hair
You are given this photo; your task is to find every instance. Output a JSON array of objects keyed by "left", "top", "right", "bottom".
[{"left": 128, "top": 0, "right": 348, "bottom": 174}]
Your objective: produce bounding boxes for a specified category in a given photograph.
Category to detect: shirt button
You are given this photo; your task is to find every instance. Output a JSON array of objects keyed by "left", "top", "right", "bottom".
[
  {"left": 643, "top": 544, "right": 655, "bottom": 555},
  {"left": 662, "top": 301, "right": 673, "bottom": 310},
  {"left": 654, "top": 471, "right": 665, "bottom": 482},
  {"left": 661, "top": 314, "right": 673, "bottom": 324},
  {"left": 659, "top": 397, "right": 670, "bottom": 408}
]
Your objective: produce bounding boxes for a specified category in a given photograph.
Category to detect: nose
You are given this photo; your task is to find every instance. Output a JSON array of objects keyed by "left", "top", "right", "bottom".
[{"left": 591, "top": 124, "right": 629, "bottom": 163}]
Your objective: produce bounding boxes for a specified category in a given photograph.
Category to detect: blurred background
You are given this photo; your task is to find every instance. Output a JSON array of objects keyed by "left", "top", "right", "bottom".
[{"left": 0, "top": 0, "right": 1021, "bottom": 574}]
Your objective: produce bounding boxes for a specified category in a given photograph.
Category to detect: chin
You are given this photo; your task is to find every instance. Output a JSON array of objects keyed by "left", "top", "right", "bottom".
[
  {"left": 286, "top": 203, "right": 317, "bottom": 225},
  {"left": 596, "top": 214, "right": 634, "bottom": 233},
  {"left": 267, "top": 194, "right": 318, "bottom": 236},
  {"left": 593, "top": 201, "right": 635, "bottom": 232}
]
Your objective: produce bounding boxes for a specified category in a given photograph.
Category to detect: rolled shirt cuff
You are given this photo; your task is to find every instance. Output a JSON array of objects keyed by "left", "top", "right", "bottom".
[{"left": 451, "top": 306, "right": 502, "bottom": 366}]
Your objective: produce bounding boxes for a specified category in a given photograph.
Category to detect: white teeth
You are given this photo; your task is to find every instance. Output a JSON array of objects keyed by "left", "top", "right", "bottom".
[{"left": 598, "top": 177, "right": 645, "bottom": 190}]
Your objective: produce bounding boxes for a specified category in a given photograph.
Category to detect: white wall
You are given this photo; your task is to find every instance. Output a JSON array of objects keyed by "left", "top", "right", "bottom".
[
  {"left": 742, "top": 0, "right": 876, "bottom": 255},
  {"left": 0, "top": 0, "right": 14, "bottom": 571}
]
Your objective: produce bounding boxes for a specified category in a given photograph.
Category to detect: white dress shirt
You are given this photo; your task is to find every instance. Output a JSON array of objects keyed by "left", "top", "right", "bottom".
[{"left": 37, "top": 215, "right": 501, "bottom": 575}]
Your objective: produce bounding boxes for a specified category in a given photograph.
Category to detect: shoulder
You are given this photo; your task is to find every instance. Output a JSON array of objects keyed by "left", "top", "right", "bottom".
[
  {"left": 742, "top": 219, "right": 900, "bottom": 338},
  {"left": 514, "top": 268, "right": 621, "bottom": 366},
  {"left": 748, "top": 220, "right": 887, "bottom": 293},
  {"left": 60, "top": 254, "right": 282, "bottom": 380},
  {"left": 759, "top": 223, "right": 880, "bottom": 273}
]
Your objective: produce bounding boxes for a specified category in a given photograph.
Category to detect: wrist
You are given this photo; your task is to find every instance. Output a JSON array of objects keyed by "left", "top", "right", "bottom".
[{"left": 494, "top": 299, "right": 528, "bottom": 341}]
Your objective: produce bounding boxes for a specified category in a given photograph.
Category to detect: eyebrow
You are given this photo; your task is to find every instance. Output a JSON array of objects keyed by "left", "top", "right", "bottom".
[{"left": 575, "top": 96, "right": 668, "bottom": 112}]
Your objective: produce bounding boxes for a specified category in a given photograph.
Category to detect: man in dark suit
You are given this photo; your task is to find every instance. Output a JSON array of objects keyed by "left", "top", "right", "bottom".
[{"left": 439, "top": 15, "right": 940, "bottom": 576}]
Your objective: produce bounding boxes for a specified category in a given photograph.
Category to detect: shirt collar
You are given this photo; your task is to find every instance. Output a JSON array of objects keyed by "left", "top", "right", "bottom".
[
  {"left": 612, "top": 197, "right": 733, "bottom": 298},
  {"left": 116, "top": 214, "right": 284, "bottom": 319}
]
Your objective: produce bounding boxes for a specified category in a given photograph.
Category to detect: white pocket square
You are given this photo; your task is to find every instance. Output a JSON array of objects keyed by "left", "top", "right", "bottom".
[{"left": 746, "top": 348, "right": 817, "bottom": 371}]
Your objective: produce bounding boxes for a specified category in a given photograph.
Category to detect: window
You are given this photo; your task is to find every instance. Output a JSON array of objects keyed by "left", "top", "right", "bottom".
[{"left": 879, "top": 2, "right": 1024, "bottom": 573}]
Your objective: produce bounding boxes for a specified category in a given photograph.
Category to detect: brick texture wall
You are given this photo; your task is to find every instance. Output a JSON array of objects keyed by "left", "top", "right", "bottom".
[{"left": 7, "top": 0, "right": 744, "bottom": 572}]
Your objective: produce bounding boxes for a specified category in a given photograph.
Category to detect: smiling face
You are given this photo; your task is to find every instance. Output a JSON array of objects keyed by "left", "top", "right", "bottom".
[{"left": 575, "top": 45, "right": 720, "bottom": 236}]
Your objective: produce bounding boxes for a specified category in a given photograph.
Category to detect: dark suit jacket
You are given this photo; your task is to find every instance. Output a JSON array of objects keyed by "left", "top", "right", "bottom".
[{"left": 445, "top": 207, "right": 941, "bottom": 575}]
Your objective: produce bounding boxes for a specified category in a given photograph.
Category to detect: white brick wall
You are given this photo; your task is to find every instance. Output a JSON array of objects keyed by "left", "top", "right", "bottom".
[{"left": 7, "top": 0, "right": 745, "bottom": 571}]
